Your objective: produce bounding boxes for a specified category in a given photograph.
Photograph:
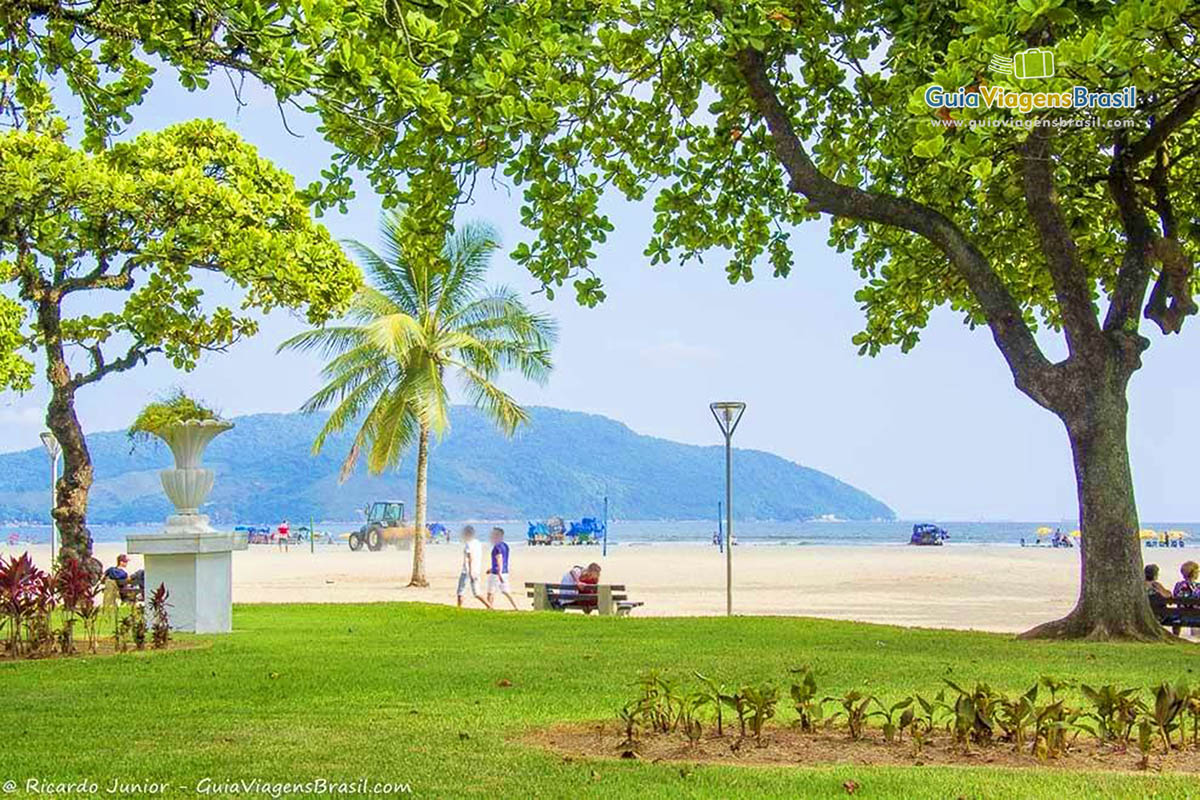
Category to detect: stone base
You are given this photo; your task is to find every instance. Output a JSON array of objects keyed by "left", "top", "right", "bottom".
[{"left": 126, "top": 516, "right": 247, "bottom": 634}]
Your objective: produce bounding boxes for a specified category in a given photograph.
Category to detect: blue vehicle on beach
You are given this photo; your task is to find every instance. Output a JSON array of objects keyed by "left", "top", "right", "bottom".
[
  {"left": 528, "top": 516, "right": 606, "bottom": 545},
  {"left": 909, "top": 523, "right": 949, "bottom": 546}
]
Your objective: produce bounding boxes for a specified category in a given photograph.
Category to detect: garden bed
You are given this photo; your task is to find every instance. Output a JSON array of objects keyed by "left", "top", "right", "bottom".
[
  {"left": 535, "top": 721, "right": 1200, "bottom": 774},
  {"left": 0, "top": 637, "right": 209, "bottom": 664}
]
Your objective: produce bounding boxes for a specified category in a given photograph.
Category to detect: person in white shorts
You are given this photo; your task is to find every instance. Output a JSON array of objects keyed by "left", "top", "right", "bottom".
[
  {"left": 457, "top": 525, "right": 490, "bottom": 608},
  {"left": 486, "top": 527, "right": 518, "bottom": 610}
]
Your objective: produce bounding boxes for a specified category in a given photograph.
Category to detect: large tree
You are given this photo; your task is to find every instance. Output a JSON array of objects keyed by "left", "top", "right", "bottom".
[
  {"left": 8, "top": 1, "right": 1200, "bottom": 638},
  {"left": 0, "top": 117, "right": 359, "bottom": 558},
  {"left": 281, "top": 212, "right": 555, "bottom": 587}
]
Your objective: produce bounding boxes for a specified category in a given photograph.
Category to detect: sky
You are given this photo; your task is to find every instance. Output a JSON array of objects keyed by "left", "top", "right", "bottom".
[{"left": 2, "top": 72, "right": 1198, "bottom": 522}]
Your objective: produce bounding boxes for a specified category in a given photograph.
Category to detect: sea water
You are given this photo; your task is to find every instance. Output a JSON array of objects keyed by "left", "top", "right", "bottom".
[{"left": 4, "top": 519, "right": 1196, "bottom": 548}]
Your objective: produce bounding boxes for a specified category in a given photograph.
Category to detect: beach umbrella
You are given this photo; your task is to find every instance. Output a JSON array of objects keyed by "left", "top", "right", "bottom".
[
  {"left": 1139, "top": 529, "right": 1160, "bottom": 540},
  {"left": 1168, "top": 530, "right": 1189, "bottom": 540},
  {"left": 1036, "top": 526, "right": 1053, "bottom": 536},
  {"left": 1070, "top": 530, "right": 1081, "bottom": 538}
]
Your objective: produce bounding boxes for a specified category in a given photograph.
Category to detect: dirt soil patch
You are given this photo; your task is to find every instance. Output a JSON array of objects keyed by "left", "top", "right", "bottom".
[{"left": 531, "top": 721, "right": 1200, "bottom": 774}]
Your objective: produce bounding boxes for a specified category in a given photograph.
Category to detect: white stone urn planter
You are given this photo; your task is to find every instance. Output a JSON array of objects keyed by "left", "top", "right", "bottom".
[
  {"left": 158, "top": 419, "right": 232, "bottom": 513},
  {"left": 126, "top": 420, "right": 246, "bottom": 633}
]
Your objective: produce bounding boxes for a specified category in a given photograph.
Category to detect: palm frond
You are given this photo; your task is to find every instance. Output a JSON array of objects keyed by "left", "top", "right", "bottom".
[
  {"left": 277, "top": 325, "right": 368, "bottom": 358},
  {"left": 343, "top": 240, "right": 420, "bottom": 316},
  {"left": 455, "top": 361, "right": 531, "bottom": 437},
  {"left": 434, "top": 221, "right": 500, "bottom": 319}
]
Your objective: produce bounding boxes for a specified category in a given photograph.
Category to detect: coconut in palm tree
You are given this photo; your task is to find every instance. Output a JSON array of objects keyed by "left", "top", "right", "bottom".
[{"left": 280, "top": 212, "right": 556, "bottom": 586}]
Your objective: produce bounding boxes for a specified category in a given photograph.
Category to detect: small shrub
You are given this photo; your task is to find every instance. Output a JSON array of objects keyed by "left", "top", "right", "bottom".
[
  {"left": 0, "top": 553, "right": 47, "bottom": 656},
  {"left": 827, "top": 690, "right": 874, "bottom": 741},
  {"left": 724, "top": 689, "right": 751, "bottom": 739},
  {"left": 149, "top": 583, "right": 171, "bottom": 649},
  {"left": 617, "top": 702, "right": 644, "bottom": 753},
  {"left": 131, "top": 604, "right": 147, "bottom": 651},
  {"left": 1079, "top": 683, "right": 1142, "bottom": 745},
  {"left": 788, "top": 666, "right": 824, "bottom": 733},
  {"left": 742, "top": 683, "right": 779, "bottom": 744},
  {"left": 635, "top": 671, "right": 679, "bottom": 733},
  {"left": 1148, "top": 681, "right": 1187, "bottom": 752},
  {"left": 997, "top": 683, "right": 1039, "bottom": 752},
  {"left": 693, "top": 672, "right": 728, "bottom": 737},
  {"left": 871, "top": 697, "right": 915, "bottom": 743},
  {"left": 944, "top": 680, "right": 1002, "bottom": 749},
  {"left": 53, "top": 557, "right": 100, "bottom": 655}
]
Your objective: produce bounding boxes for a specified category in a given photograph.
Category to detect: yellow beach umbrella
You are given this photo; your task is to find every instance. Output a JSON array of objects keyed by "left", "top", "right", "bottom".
[
  {"left": 1140, "top": 529, "right": 1160, "bottom": 540},
  {"left": 1070, "top": 530, "right": 1081, "bottom": 538},
  {"left": 1168, "top": 530, "right": 1189, "bottom": 540},
  {"left": 1036, "top": 526, "right": 1054, "bottom": 537}
]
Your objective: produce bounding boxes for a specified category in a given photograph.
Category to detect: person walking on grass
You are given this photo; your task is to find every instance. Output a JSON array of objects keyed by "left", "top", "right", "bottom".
[
  {"left": 486, "top": 527, "right": 518, "bottom": 610},
  {"left": 457, "top": 526, "right": 491, "bottom": 608}
]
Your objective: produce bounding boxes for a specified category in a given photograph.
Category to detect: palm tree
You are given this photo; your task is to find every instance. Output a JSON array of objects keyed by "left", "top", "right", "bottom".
[{"left": 280, "top": 212, "right": 556, "bottom": 586}]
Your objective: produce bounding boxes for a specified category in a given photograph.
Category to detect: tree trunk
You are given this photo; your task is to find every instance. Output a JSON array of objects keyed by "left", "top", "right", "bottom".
[
  {"left": 37, "top": 296, "right": 93, "bottom": 562},
  {"left": 407, "top": 425, "right": 430, "bottom": 588},
  {"left": 1021, "top": 380, "right": 1167, "bottom": 641}
]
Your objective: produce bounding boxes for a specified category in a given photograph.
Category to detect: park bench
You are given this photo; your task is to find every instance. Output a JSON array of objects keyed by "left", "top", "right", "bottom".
[
  {"left": 1149, "top": 595, "right": 1200, "bottom": 635},
  {"left": 525, "top": 582, "right": 643, "bottom": 616}
]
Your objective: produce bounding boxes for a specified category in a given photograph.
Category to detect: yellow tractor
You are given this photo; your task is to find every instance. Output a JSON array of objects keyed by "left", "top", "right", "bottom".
[{"left": 347, "top": 500, "right": 420, "bottom": 551}]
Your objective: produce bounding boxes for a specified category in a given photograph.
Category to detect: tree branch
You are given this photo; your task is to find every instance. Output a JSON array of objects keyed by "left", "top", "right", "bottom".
[
  {"left": 734, "top": 48, "right": 1054, "bottom": 401},
  {"left": 1126, "top": 85, "right": 1200, "bottom": 164},
  {"left": 1143, "top": 146, "right": 1196, "bottom": 334},
  {"left": 1103, "top": 138, "right": 1196, "bottom": 337},
  {"left": 72, "top": 342, "right": 159, "bottom": 388},
  {"left": 1019, "top": 124, "right": 1101, "bottom": 356},
  {"left": 58, "top": 257, "right": 137, "bottom": 295}
]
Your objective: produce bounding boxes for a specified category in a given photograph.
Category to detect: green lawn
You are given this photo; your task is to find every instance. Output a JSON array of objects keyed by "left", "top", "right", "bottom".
[{"left": 5, "top": 604, "right": 1200, "bottom": 798}]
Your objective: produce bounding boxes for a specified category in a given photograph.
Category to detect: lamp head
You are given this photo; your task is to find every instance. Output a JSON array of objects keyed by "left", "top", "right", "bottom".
[
  {"left": 709, "top": 401, "right": 746, "bottom": 437},
  {"left": 39, "top": 431, "right": 61, "bottom": 458}
]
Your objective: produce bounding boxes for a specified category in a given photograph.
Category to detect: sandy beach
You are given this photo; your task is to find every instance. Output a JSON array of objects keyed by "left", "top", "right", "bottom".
[{"left": 11, "top": 538, "right": 1186, "bottom": 634}]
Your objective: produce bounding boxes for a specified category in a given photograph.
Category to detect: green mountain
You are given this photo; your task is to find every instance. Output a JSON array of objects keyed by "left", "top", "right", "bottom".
[{"left": 0, "top": 407, "right": 893, "bottom": 523}]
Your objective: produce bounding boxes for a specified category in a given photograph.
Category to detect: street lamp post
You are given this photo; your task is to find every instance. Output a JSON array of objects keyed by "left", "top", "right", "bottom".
[
  {"left": 39, "top": 432, "right": 61, "bottom": 563},
  {"left": 709, "top": 402, "right": 745, "bottom": 616}
]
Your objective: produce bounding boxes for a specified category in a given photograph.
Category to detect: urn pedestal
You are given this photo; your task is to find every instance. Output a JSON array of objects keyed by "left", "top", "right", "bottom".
[{"left": 125, "top": 420, "right": 245, "bottom": 633}]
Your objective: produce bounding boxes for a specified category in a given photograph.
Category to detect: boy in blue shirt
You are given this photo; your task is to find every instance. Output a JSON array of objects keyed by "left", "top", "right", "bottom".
[{"left": 486, "top": 527, "right": 518, "bottom": 610}]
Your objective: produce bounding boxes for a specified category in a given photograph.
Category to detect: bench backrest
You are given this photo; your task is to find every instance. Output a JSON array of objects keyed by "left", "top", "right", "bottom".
[{"left": 525, "top": 583, "right": 626, "bottom": 592}]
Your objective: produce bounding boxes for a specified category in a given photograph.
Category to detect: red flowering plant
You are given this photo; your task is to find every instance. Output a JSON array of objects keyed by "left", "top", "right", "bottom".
[
  {"left": 0, "top": 553, "right": 50, "bottom": 657},
  {"left": 54, "top": 557, "right": 100, "bottom": 655}
]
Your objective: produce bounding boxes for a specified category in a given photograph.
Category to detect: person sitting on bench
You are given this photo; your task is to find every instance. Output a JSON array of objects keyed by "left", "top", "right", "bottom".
[
  {"left": 104, "top": 554, "right": 144, "bottom": 600},
  {"left": 1174, "top": 561, "right": 1200, "bottom": 598},
  {"left": 555, "top": 566, "right": 583, "bottom": 608},
  {"left": 1146, "top": 564, "right": 1172, "bottom": 599},
  {"left": 1169, "top": 561, "right": 1200, "bottom": 637},
  {"left": 579, "top": 563, "right": 602, "bottom": 595}
]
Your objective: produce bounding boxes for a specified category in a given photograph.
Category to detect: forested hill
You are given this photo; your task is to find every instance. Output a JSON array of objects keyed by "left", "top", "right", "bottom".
[{"left": 0, "top": 406, "right": 894, "bottom": 524}]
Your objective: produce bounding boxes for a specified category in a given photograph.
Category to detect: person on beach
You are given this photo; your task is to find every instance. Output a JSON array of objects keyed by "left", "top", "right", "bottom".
[
  {"left": 457, "top": 526, "right": 491, "bottom": 608},
  {"left": 1146, "top": 564, "right": 1172, "bottom": 599},
  {"left": 277, "top": 520, "right": 290, "bottom": 552},
  {"left": 486, "top": 527, "right": 518, "bottom": 610}
]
